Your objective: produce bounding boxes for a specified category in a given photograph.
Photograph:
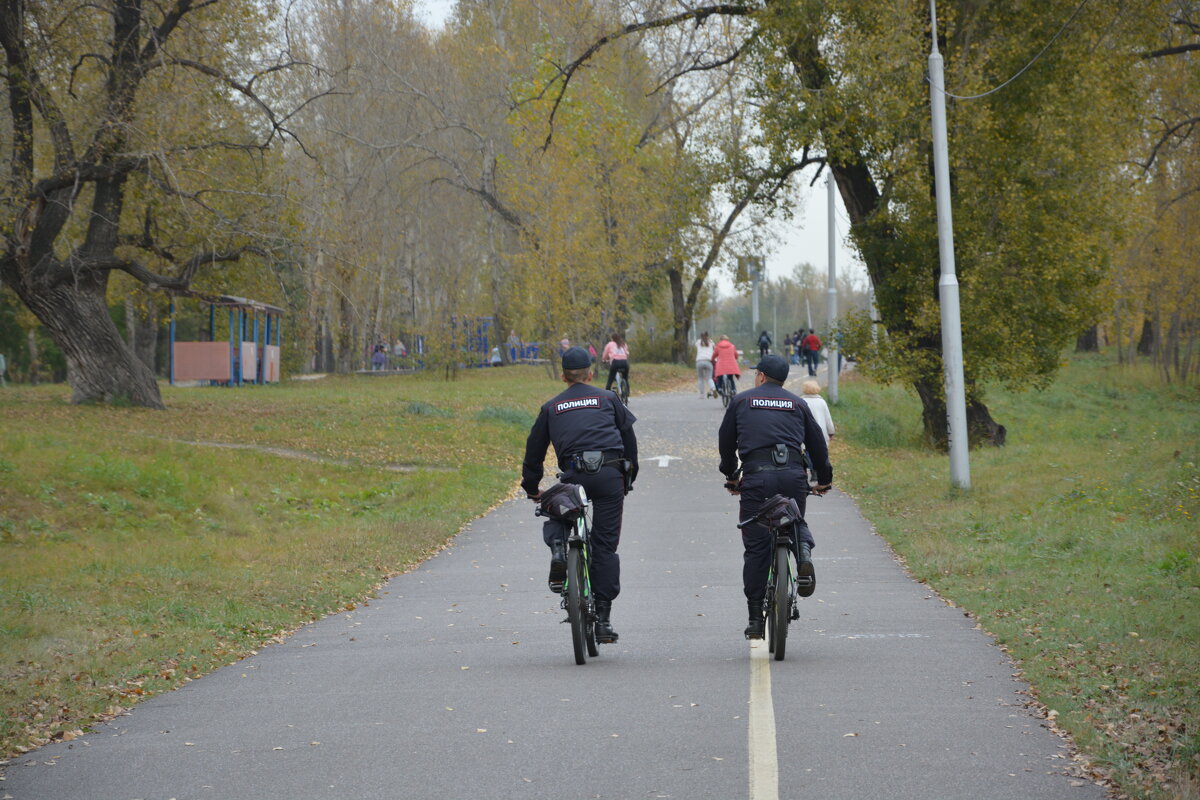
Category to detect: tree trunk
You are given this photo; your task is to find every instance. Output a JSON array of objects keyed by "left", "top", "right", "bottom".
[
  {"left": 1075, "top": 325, "right": 1099, "bottom": 352},
  {"left": 10, "top": 267, "right": 162, "bottom": 406},
  {"left": 1137, "top": 316, "right": 1155, "bottom": 356},
  {"left": 914, "top": 377, "right": 1006, "bottom": 450},
  {"left": 337, "top": 294, "right": 355, "bottom": 373},
  {"left": 26, "top": 328, "right": 39, "bottom": 385},
  {"left": 669, "top": 265, "right": 690, "bottom": 363},
  {"left": 134, "top": 296, "right": 158, "bottom": 374}
]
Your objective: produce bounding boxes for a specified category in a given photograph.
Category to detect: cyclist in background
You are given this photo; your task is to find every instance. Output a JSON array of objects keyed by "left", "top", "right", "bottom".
[
  {"left": 712, "top": 334, "right": 741, "bottom": 397},
  {"left": 522, "top": 347, "right": 638, "bottom": 643},
  {"left": 719, "top": 354, "right": 832, "bottom": 639},
  {"left": 602, "top": 332, "right": 630, "bottom": 395}
]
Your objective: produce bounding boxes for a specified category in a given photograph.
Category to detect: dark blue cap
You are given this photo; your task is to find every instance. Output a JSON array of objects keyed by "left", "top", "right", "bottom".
[
  {"left": 754, "top": 354, "right": 789, "bottom": 382},
  {"left": 561, "top": 346, "right": 591, "bottom": 370}
]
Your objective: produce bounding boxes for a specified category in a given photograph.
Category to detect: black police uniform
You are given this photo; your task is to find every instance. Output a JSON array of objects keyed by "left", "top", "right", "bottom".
[
  {"left": 718, "top": 380, "right": 832, "bottom": 604},
  {"left": 521, "top": 381, "right": 638, "bottom": 603}
]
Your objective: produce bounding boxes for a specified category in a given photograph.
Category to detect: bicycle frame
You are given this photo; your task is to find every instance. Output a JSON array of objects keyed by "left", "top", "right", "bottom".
[
  {"left": 562, "top": 512, "right": 593, "bottom": 605},
  {"left": 738, "top": 493, "right": 806, "bottom": 658}
]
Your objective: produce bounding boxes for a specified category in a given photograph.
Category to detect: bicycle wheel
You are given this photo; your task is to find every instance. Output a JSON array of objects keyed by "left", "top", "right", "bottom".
[
  {"left": 566, "top": 546, "right": 588, "bottom": 665},
  {"left": 582, "top": 546, "right": 599, "bottom": 657},
  {"left": 765, "top": 594, "right": 775, "bottom": 654},
  {"left": 585, "top": 596, "right": 599, "bottom": 657},
  {"left": 771, "top": 545, "right": 791, "bottom": 661},
  {"left": 720, "top": 383, "right": 731, "bottom": 408}
]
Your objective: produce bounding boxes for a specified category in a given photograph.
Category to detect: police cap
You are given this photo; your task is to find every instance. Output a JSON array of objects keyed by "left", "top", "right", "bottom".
[
  {"left": 754, "top": 353, "right": 789, "bottom": 383},
  {"left": 561, "top": 346, "right": 592, "bottom": 370}
]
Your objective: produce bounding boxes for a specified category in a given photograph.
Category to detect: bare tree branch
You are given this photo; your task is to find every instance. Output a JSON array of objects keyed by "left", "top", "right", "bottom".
[
  {"left": 69, "top": 246, "right": 268, "bottom": 291},
  {"left": 1141, "top": 115, "right": 1200, "bottom": 172},
  {"left": 1142, "top": 42, "right": 1200, "bottom": 58},
  {"left": 537, "top": 4, "right": 757, "bottom": 150}
]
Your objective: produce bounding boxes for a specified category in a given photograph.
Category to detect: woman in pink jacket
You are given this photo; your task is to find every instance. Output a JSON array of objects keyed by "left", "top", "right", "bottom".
[
  {"left": 602, "top": 332, "right": 630, "bottom": 394},
  {"left": 712, "top": 335, "right": 741, "bottom": 396}
]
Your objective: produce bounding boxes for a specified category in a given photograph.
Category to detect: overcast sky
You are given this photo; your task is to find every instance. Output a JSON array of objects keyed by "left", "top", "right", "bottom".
[{"left": 412, "top": 0, "right": 869, "bottom": 297}]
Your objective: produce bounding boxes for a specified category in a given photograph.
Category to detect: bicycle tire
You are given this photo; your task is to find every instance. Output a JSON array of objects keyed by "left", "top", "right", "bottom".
[
  {"left": 583, "top": 544, "right": 599, "bottom": 657},
  {"left": 771, "top": 545, "right": 791, "bottom": 661},
  {"left": 766, "top": 595, "right": 775, "bottom": 654},
  {"left": 617, "top": 373, "right": 629, "bottom": 406},
  {"left": 721, "top": 385, "right": 731, "bottom": 408},
  {"left": 567, "top": 547, "right": 587, "bottom": 665}
]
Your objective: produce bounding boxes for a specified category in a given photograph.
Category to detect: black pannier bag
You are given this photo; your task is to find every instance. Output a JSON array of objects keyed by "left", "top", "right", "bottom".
[
  {"left": 538, "top": 482, "right": 588, "bottom": 521},
  {"left": 758, "top": 494, "right": 801, "bottom": 528}
]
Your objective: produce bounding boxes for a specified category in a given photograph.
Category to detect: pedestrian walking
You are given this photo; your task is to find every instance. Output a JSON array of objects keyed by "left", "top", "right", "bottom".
[
  {"left": 757, "top": 330, "right": 772, "bottom": 358},
  {"left": 695, "top": 332, "right": 716, "bottom": 398},
  {"left": 800, "top": 380, "right": 835, "bottom": 443},
  {"left": 801, "top": 329, "right": 822, "bottom": 377}
]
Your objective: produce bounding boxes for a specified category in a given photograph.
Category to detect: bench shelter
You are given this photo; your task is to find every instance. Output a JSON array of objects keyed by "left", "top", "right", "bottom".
[{"left": 169, "top": 295, "right": 283, "bottom": 386}]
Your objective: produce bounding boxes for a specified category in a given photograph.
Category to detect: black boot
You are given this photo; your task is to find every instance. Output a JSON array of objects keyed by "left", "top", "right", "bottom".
[
  {"left": 744, "top": 599, "right": 765, "bottom": 639},
  {"left": 594, "top": 600, "right": 618, "bottom": 643},
  {"left": 797, "top": 543, "right": 816, "bottom": 598},
  {"left": 548, "top": 540, "right": 566, "bottom": 593}
]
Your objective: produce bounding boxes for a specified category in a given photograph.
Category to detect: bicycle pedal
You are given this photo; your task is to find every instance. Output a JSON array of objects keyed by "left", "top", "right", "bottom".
[{"left": 548, "top": 580, "right": 564, "bottom": 594}]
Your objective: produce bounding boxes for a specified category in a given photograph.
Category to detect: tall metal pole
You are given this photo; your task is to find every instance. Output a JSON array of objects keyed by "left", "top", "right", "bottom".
[
  {"left": 751, "top": 259, "right": 761, "bottom": 334},
  {"left": 826, "top": 173, "right": 839, "bottom": 403},
  {"left": 929, "top": 0, "right": 971, "bottom": 489}
]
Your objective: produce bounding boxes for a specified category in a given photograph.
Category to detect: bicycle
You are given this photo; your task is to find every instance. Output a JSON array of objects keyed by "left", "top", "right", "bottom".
[
  {"left": 737, "top": 492, "right": 815, "bottom": 661},
  {"left": 612, "top": 369, "right": 630, "bottom": 406},
  {"left": 716, "top": 374, "right": 736, "bottom": 408},
  {"left": 534, "top": 482, "right": 599, "bottom": 665}
]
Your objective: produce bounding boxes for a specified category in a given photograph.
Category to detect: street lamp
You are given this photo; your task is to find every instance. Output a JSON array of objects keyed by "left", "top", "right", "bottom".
[{"left": 928, "top": 0, "right": 971, "bottom": 489}]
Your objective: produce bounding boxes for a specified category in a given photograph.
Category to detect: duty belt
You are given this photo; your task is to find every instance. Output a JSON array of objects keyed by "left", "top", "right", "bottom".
[
  {"left": 740, "top": 446, "right": 806, "bottom": 474},
  {"left": 562, "top": 450, "right": 625, "bottom": 473}
]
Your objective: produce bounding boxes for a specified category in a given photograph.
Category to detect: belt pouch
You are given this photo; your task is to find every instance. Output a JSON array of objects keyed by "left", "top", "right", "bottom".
[
  {"left": 771, "top": 443, "right": 789, "bottom": 466},
  {"left": 579, "top": 451, "right": 604, "bottom": 474}
]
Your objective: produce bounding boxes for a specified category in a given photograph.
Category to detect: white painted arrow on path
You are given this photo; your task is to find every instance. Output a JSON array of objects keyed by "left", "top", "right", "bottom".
[{"left": 648, "top": 455, "right": 680, "bottom": 468}]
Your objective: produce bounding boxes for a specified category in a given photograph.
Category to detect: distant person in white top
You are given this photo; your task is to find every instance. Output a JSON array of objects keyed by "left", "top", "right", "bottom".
[
  {"left": 800, "top": 380, "right": 835, "bottom": 443},
  {"left": 694, "top": 332, "right": 716, "bottom": 398}
]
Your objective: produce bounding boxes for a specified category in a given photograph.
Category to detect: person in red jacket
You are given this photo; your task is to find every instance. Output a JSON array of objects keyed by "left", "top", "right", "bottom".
[
  {"left": 712, "top": 334, "right": 741, "bottom": 396},
  {"left": 800, "top": 329, "right": 822, "bottom": 377}
]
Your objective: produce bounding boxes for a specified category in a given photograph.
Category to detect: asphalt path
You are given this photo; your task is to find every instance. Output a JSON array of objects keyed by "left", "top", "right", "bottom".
[{"left": 4, "top": 370, "right": 1108, "bottom": 800}]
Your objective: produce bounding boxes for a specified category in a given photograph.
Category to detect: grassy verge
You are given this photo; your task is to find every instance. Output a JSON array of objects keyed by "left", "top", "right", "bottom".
[
  {"left": 0, "top": 363, "right": 692, "bottom": 755},
  {"left": 833, "top": 352, "right": 1199, "bottom": 800}
]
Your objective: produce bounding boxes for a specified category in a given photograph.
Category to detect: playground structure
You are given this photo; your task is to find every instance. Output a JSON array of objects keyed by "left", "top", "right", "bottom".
[
  {"left": 169, "top": 295, "right": 284, "bottom": 386},
  {"left": 454, "top": 315, "right": 540, "bottom": 365}
]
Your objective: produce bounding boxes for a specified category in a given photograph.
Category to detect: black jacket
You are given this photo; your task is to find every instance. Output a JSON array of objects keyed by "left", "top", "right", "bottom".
[
  {"left": 521, "top": 381, "right": 638, "bottom": 495},
  {"left": 718, "top": 381, "right": 832, "bottom": 484}
]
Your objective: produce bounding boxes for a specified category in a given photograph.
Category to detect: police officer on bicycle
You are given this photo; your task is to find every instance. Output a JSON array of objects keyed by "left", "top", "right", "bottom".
[
  {"left": 522, "top": 346, "right": 638, "bottom": 643},
  {"left": 718, "top": 353, "right": 832, "bottom": 639}
]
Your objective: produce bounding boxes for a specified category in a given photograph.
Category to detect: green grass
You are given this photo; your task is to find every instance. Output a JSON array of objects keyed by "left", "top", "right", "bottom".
[
  {"left": 0, "top": 364, "right": 693, "bottom": 755},
  {"left": 833, "top": 352, "right": 1199, "bottom": 800}
]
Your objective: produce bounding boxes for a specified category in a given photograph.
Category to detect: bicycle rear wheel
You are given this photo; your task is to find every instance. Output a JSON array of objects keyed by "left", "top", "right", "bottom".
[
  {"left": 566, "top": 546, "right": 588, "bottom": 665},
  {"left": 771, "top": 545, "right": 791, "bottom": 661},
  {"left": 585, "top": 598, "right": 599, "bottom": 657},
  {"left": 582, "top": 547, "right": 599, "bottom": 657}
]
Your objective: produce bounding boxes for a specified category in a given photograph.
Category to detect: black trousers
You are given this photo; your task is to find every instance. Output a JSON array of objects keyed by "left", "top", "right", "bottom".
[
  {"left": 738, "top": 466, "right": 815, "bottom": 603},
  {"left": 542, "top": 465, "right": 626, "bottom": 603},
  {"left": 604, "top": 359, "right": 629, "bottom": 391}
]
